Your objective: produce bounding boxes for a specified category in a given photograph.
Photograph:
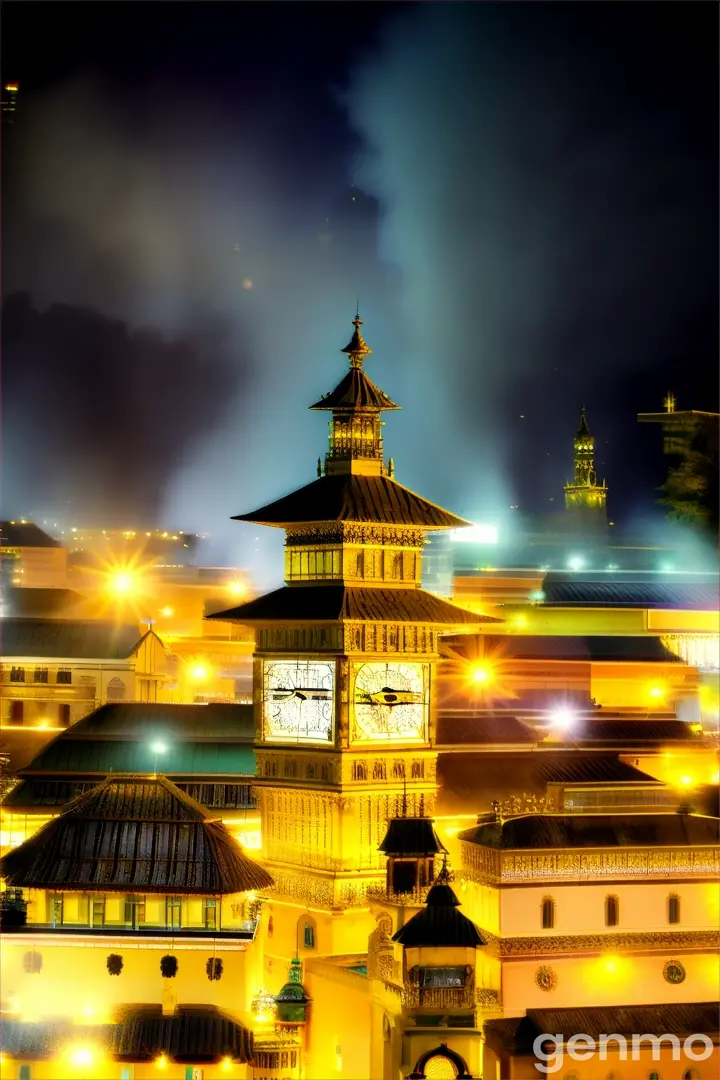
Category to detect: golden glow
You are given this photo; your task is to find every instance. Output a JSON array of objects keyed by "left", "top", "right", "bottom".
[
  {"left": 513, "top": 614, "right": 528, "bottom": 628},
  {"left": 107, "top": 570, "right": 136, "bottom": 595},
  {"left": 188, "top": 662, "right": 209, "bottom": 682},
  {"left": 470, "top": 662, "right": 492, "bottom": 684},
  {"left": 38, "top": 718, "right": 50, "bottom": 729},
  {"left": 229, "top": 580, "right": 246, "bottom": 596},
  {"left": 67, "top": 1044, "right": 97, "bottom": 1068},
  {"left": 712, "top": 772, "right": 719, "bottom": 784},
  {"left": 647, "top": 683, "right": 667, "bottom": 703},
  {"left": 161, "top": 606, "right": 174, "bottom": 617},
  {"left": 678, "top": 775, "right": 695, "bottom": 787},
  {"left": 5, "top": 84, "right": 19, "bottom": 91},
  {"left": 155, "top": 1053, "right": 169, "bottom": 1070},
  {"left": 221, "top": 1057, "right": 233, "bottom": 1072}
]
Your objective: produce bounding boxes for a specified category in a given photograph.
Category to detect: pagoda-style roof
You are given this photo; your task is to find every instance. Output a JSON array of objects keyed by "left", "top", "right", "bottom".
[
  {"left": 232, "top": 473, "right": 471, "bottom": 529},
  {"left": 0, "top": 775, "right": 273, "bottom": 894},
  {"left": 458, "top": 813, "right": 720, "bottom": 851},
  {"left": 379, "top": 817, "right": 447, "bottom": 856},
  {"left": 0, "top": 1005, "right": 254, "bottom": 1063},
  {"left": 392, "top": 875, "right": 486, "bottom": 948},
  {"left": 309, "top": 366, "right": 399, "bottom": 411},
  {"left": 208, "top": 584, "right": 495, "bottom": 626}
]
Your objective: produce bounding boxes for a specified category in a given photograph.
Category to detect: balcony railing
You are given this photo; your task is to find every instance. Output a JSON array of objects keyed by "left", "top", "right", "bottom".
[{"left": 401, "top": 984, "right": 476, "bottom": 1010}]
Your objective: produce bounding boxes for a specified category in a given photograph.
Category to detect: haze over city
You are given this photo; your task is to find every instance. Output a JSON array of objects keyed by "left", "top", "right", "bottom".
[{"left": 2, "top": 1, "right": 717, "bottom": 577}]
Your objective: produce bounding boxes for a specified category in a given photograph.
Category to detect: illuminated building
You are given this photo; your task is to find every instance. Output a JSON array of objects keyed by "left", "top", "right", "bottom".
[
  {"left": 638, "top": 394, "right": 720, "bottom": 458},
  {"left": 0, "top": 774, "right": 271, "bottom": 1076},
  {"left": 1, "top": 702, "right": 260, "bottom": 855},
  {"left": 1, "top": 521, "right": 69, "bottom": 589},
  {"left": 1, "top": 81, "right": 18, "bottom": 125},
  {"left": 563, "top": 407, "right": 608, "bottom": 527},
  {"left": 0, "top": 620, "right": 173, "bottom": 730}
]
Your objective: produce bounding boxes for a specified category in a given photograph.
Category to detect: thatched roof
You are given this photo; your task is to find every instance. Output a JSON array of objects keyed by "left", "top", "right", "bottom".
[{"left": 0, "top": 775, "right": 273, "bottom": 894}]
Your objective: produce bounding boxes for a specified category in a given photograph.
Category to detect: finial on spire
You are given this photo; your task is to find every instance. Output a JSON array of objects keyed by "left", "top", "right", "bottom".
[
  {"left": 436, "top": 855, "right": 452, "bottom": 884},
  {"left": 664, "top": 391, "right": 676, "bottom": 413},
  {"left": 577, "top": 406, "right": 590, "bottom": 437},
  {"left": 341, "top": 308, "right": 372, "bottom": 369}
]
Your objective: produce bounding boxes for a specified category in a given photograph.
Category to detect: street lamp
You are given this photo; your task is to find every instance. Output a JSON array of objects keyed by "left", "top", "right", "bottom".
[{"left": 150, "top": 740, "right": 167, "bottom": 776}]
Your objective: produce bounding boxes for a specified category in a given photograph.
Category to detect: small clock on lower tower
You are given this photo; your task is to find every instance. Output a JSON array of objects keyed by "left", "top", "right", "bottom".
[
  {"left": 262, "top": 659, "right": 335, "bottom": 744},
  {"left": 352, "top": 661, "right": 429, "bottom": 743}
]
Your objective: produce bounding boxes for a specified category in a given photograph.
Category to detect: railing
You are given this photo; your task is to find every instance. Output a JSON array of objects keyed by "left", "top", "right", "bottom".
[{"left": 402, "top": 984, "right": 476, "bottom": 1010}]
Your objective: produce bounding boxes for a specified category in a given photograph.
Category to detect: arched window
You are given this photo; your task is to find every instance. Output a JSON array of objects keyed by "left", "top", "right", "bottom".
[
  {"left": 605, "top": 895, "right": 619, "bottom": 927},
  {"left": 648, "top": 1072, "right": 662, "bottom": 1080},
  {"left": 541, "top": 897, "right": 555, "bottom": 930},
  {"left": 683, "top": 1071, "right": 700, "bottom": 1080},
  {"left": 392, "top": 760, "right": 406, "bottom": 780},
  {"left": 667, "top": 895, "right": 680, "bottom": 924},
  {"left": 352, "top": 761, "right": 367, "bottom": 781},
  {"left": 298, "top": 914, "right": 317, "bottom": 952}
]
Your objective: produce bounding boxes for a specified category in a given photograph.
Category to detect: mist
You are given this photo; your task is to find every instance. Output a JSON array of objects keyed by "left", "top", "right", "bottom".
[
  {"left": 2, "top": 4, "right": 716, "bottom": 587},
  {"left": 346, "top": 2, "right": 718, "bottom": 520}
]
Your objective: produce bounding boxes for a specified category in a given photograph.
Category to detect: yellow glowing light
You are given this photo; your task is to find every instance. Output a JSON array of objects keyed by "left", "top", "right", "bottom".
[
  {"left": 155, "top": 1053, "right": 169, "bottom": 1070},
  {"left": 161, "top": 607, "right": 174, "bottom": 617},
  {"left": 108, "top": 570, "right": 136, "bottom": 595},
  {"left": 68, "top": 1044, "right": 96, "bottom": 1068},
  {"left": 38, "top": 718, "right": 50, "bottom": 729},
  {"left": 513, "top": 614, "right": 528, "bottom": 628},
  {"left": 229, "top": 581, "right": 246, "bottom": 596},
  {"left": 679, "top": 775, "right": 694, "bottom": 787},
  {"left": 189, "top": 663, "right": 209, "bottom": 682},
  {"left": 469, "top": 663, "right": 492, "bottom": 685},
  {"left": 712, "top": 772, "right": 719, "bottom": 784},
  {"left": 6, "top": 84, "right": 19, "bottom": 92},
  {"left": 601, "top": 955, "right": 619, "bottom": 974},
  {"left": 647, "top": 683, "right": 666, "bottom": 702},
  {"left": 221, "top": 1057, "right": 233, "bottom": 1072}
]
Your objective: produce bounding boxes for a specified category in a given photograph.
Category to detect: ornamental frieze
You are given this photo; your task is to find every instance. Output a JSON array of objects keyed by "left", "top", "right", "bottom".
[
  {"left": 478, "top": 928, "right": 720, "bottom": 958},
  {"left": 284, "top": 525, "right": 426, "bottom": 548},
  {"left": 460, "top": 843, "right": 720, "bottom": 884}
]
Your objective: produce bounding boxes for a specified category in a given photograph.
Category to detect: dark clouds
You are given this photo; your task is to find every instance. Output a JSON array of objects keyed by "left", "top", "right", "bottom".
[
  {"left": 1, "top": 2, "right": 717, "bottom": 571},
  {"left": 346, "top": 2, "right": 718, "bottom": 521}
]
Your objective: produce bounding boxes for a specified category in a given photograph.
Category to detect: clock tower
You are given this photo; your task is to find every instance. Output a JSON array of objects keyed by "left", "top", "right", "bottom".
[{"left": 210, "top": 313, "right": 489, "bottom": 920}]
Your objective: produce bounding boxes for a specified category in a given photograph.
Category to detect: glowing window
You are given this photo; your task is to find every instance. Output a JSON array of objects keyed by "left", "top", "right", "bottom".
[{"left": 424, "top": 1056, "right": 458, "bottom": 1079}]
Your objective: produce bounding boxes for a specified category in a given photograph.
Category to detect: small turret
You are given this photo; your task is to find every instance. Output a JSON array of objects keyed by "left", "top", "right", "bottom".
[
  {"left": 275, "top": 955, "right": 310, "bottom": 1025},
  {"left": 378, "top": 811, "right": 447, "bottom": 899}
]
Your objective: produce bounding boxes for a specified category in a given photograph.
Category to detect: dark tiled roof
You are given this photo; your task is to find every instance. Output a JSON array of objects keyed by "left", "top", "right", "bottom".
[
  {"left": 479, "top": 634, "right": 682, "bottom": 663},
  {"left": 0, "top": 1005, "right": 254, "bottom": 1062},
  {"left": 0, "top": 619, "right": 143, "bottom": 659},
  {"left": 210, "top": 585, "right": 489, "bottom": 625},
  {"left": 68, "top": 702, "right": 255, "bottom": 740},
  {"left": 436, "top": 713, "right": 538, "bottom": 745},
  {"left": 2, "top": 588, "right": 85, "bottom": 618},
  {"left": 459, "top": 812, "right": 720, "bottom": 851},
  {"left": 393, "top": 878, "right": 486, "bottom": 948},
  {"left": 0, "top": 775, "right": 273, "bottom": 893},
  {"left": 436, "top": 753, "right": 658, "bottom": 816},
  {"left": 570, "top": 719, "right": 703, "bottom": 744},
  {"left": 542, "top": 578, "right": 720, "bottom": 610},
  {"left": 309, "top": 367, "right": 399, "bottom": 411},
  {"left": 0, "top": 522, "right": 60, "bottom": 548},
  {"left": 485, "top": 1002, "right": 720, "bottom": 1052},
  {"left": 232, "top": 473, "right": 470, "bottom": 529},
  {"left": 16, "top": 738, "right": 255, "bottom": 778},
  {"left": 379, "top": 817, "right": 447, "bottom": 855}
]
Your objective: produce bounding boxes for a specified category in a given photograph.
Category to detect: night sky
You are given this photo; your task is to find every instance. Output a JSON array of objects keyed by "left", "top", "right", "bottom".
[{"left": 2, "top": 2, "right": 717, "bottom": 574}]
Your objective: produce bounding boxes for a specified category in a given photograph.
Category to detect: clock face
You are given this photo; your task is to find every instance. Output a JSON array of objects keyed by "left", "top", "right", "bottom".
[
  {"left": 352, "top": 661, "right": 428, "bottom": 743},
  {"left": 262, "top": 660, "right": 335, "bottom": 744}
]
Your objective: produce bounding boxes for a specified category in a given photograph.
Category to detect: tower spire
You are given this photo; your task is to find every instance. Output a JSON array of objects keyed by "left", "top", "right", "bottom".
[{"left": 341, "top": 309, "right": 372, "bottom": 369}]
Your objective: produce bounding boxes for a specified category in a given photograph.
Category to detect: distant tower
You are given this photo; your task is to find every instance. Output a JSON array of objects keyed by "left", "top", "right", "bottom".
[
  {"left": 564, "top": 407, "right": 607, "bottom": 526},
  {"left": 2, "top": 83, "right": 18, "bottom": 125}
]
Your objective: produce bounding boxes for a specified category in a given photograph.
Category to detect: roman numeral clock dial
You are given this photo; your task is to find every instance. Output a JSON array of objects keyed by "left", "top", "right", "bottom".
[
  {"left": 352, "top": 661, "right": 429, "bottom": 743},
  {"left": 262, "top": 660, "right": 335, "bottom": 744}
]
